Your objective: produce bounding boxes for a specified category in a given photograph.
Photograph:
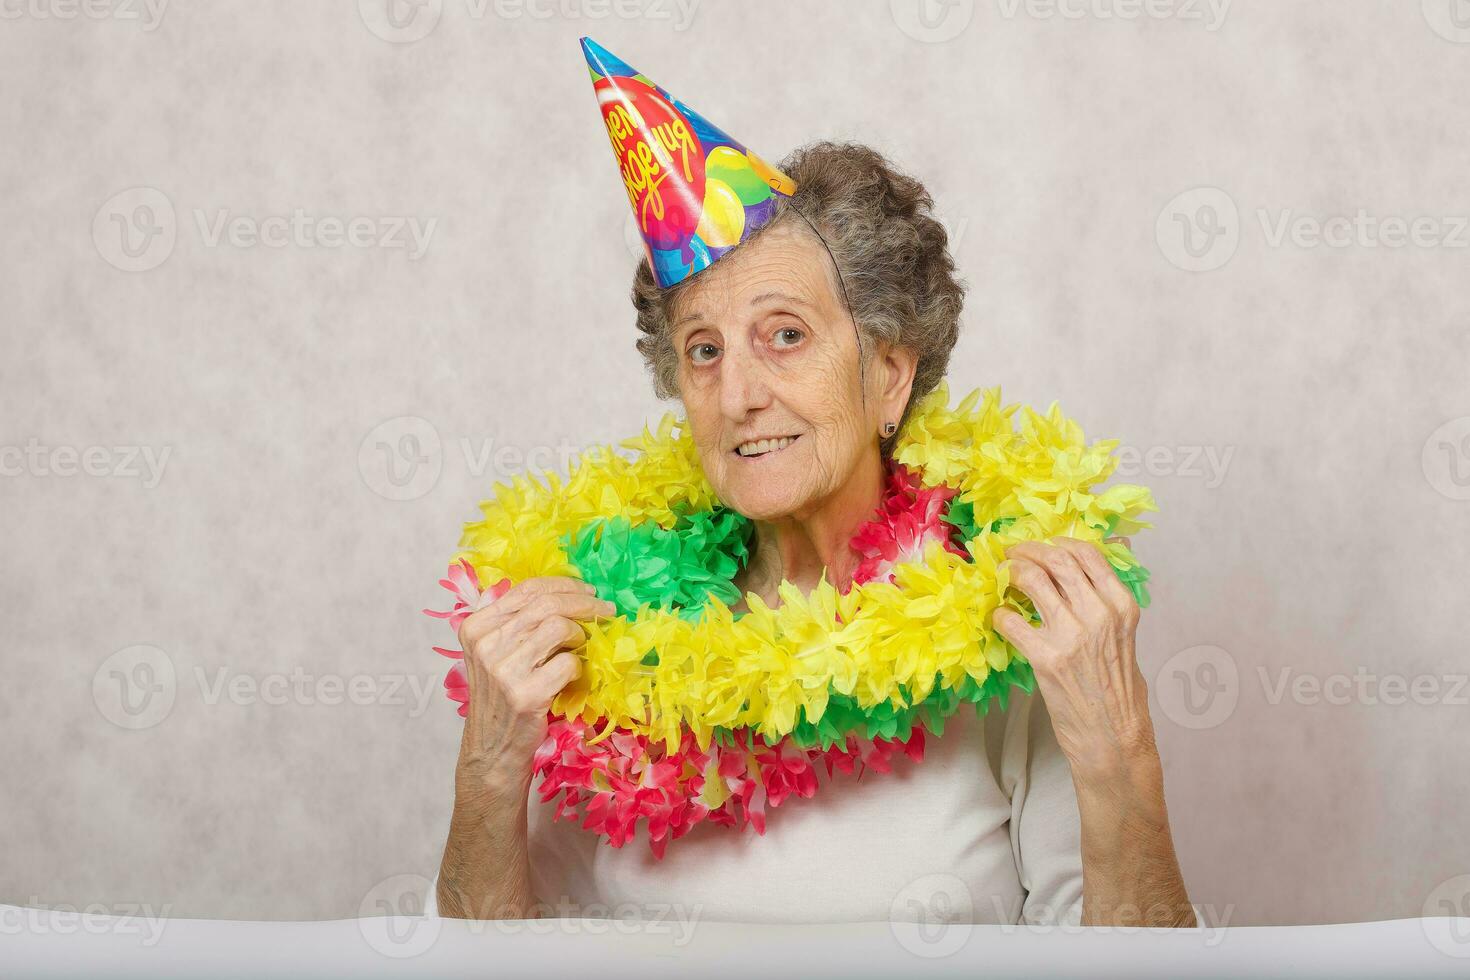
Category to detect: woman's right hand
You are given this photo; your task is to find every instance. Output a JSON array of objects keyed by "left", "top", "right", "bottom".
[{"left": 453, "top": 576, "right": 616, "bottom": 795}]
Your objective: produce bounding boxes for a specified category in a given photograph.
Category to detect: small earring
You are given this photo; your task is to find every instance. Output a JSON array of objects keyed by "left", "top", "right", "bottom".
[{"left": 883, "top": 422, "right": 897, "bottom": 436}]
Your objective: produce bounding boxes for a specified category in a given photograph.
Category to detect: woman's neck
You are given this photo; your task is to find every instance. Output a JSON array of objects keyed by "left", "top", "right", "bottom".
[{"left": 732, "top": 452, "right": 887, "bottom": 609}]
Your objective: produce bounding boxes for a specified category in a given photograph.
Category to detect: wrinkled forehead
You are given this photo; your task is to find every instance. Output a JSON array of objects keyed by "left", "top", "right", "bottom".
[{"left": 666, "top": 216, "right": 845, "bottom": 336}]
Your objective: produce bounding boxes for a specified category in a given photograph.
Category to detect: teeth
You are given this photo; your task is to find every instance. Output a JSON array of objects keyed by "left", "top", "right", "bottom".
[{"left": 737, "top": 436, "right": 796, "bottom": 457}]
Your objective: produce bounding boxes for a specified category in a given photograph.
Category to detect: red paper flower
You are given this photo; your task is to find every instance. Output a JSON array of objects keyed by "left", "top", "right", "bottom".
[
  {"left": 527, "top": 715, "right": 924, "bottom": 856},
  {"left": 849, "top": 461, "right": 967, "bottom": 589}
]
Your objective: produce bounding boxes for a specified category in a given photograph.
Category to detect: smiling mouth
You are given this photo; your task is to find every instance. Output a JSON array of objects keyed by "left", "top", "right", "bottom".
[{"left": 734, "top": 434, "right": 801, "bottom": 459}]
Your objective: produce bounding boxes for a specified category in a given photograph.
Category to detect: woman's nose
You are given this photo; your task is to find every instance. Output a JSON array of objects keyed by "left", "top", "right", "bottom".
[{"left": 717, "top": 352, "right": 773, "bottom": 420}]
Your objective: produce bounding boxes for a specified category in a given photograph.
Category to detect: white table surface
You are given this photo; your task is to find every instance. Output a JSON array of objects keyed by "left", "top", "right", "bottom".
[{"left": 4, "top": 904, "right": 1469, "bottom": 979}]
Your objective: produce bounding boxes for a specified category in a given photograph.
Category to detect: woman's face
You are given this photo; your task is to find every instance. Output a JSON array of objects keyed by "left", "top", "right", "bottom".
[{"left": 671, "top": 220, "right": 910, "bottom": 521}]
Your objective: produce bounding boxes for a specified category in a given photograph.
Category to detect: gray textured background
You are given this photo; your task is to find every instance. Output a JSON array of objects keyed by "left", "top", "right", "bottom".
[{"left": 2, "top": 0, "right": 1467, "bottom": 928}]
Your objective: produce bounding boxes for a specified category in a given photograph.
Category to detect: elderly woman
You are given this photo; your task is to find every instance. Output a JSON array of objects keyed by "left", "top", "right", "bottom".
[{"left": 427, "top": 133, "right": 1195, "bottom": 928}]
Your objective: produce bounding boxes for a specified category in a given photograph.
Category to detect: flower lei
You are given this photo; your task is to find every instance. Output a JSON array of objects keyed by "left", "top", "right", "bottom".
[{"left": 426, "top": 382, "right": 1157, "bottom": 857}]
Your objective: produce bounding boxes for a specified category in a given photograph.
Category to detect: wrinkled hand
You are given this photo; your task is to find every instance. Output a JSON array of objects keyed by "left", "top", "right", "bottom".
[
  {"left": 992, "top": 536, "right": 1159, "bottom": 781},
  {"left": 455, "top": 577, "right": 615, "bottom": 792}
]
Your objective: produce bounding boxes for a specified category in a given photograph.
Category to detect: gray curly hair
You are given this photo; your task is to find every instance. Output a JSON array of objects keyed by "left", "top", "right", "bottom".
[{"left": 629, "top": 140, "right": 965, "bottom": 457}]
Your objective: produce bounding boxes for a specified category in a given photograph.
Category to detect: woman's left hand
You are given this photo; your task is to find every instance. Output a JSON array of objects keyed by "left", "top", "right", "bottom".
[
  {"left": 992, "top": 535, "right": 1159, "bottom": 784},
  {"left": 995, "top": 536, "right": 1195, "bottom": 927}
]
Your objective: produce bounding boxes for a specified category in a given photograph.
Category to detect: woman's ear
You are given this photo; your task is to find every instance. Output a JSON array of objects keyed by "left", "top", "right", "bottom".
[{"left": 877, "top": 342, "right": 918, "bottom": 427}]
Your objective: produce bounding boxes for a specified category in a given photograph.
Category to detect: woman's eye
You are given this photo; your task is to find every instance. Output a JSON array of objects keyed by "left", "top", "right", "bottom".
[
  {"left": 773, "top": 326, "right": 804, "bottom": 348},
  {"left": 688, "top": 343, "right": 720, "bottom": 364}
]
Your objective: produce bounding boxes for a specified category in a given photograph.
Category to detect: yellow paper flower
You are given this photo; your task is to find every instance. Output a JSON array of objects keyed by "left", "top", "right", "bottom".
[{"left": 446, "top": 383, "right": 1158, "bottom": 745}]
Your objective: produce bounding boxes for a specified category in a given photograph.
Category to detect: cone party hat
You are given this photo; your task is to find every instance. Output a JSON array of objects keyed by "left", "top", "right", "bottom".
[{"left": 581, "top": 36, "right": 797, "bottom": 288}]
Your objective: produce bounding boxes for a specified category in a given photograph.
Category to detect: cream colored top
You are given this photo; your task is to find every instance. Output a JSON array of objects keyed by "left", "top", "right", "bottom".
[{"left": 425, "top": 688, "right": 1085, "bottom": 925}]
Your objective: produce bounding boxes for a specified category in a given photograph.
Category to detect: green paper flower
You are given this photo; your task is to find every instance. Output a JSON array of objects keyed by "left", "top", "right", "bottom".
[{"left": 563, "top": 505, "right": 753, "bottom": 620}]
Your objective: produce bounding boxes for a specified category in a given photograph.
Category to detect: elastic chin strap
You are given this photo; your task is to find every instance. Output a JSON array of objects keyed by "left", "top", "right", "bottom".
[{"left": 785, "top": 205, "right": 867, "bottom": 413}]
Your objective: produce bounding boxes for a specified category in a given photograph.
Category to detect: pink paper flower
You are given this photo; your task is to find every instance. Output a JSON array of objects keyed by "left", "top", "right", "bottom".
[
  {"left": 425, "top": 559, "right": 513, "bottom": 717},
  {"left": 427, "top": 474, "right": 945, "bottom": 854}
]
